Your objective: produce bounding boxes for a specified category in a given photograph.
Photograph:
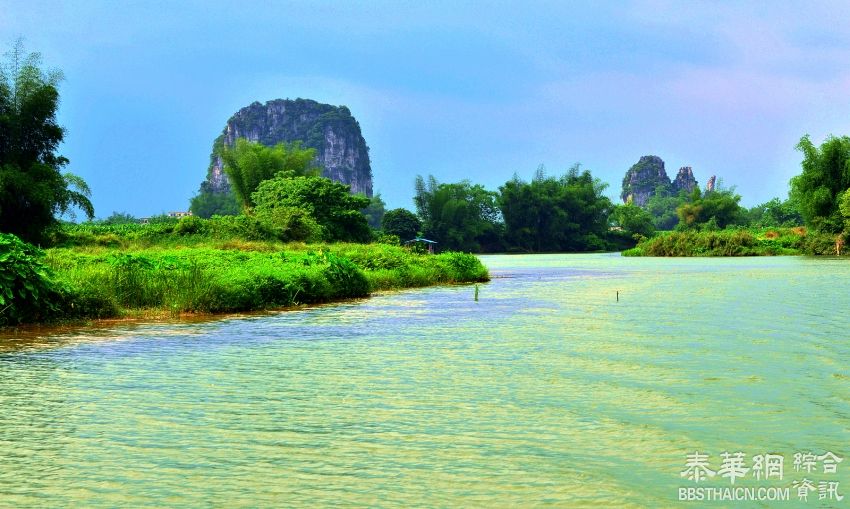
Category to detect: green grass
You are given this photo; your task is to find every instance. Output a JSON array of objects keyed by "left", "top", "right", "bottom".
[
  {"left": 40, "top": 240, "right": 488, "bottom": 322},
  {"left": 51, "top": 215, "right": 282, "bottom": 249},
  {"left": 0, "top": 218, "right": 489, "bottom": 325}
]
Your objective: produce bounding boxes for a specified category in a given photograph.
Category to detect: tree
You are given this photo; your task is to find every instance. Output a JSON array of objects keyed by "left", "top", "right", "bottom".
[
  {"left": 220, "top": 138, "right": 320, "bottom": 210},
  {"left": 644, "top": 186, "right": 690, "bottom": 230},
  {"left": 189, "top": 189, "right": 240, "bottom": 218},
  {"left": 252, "top": 175, "right": 371, "bottom": 242},
  {"left": 746, "top": 197, "right": 803, "bottom": 228},
  {"left": 414, "top": 175, "right": 503, "bottom": 252},
  {"left": 381, "top": 208, "right": 421, "bottom": 240},
  {"left": 0, "top": 40, "right": 93, "bottom": 242},
  {"left": 790, "top": 134, "right": 850, "bottom": 233},
  {"left": 839, "top": 190, "right": 850, "bottom": 233},
  {"left": 101, "top": 211, "right": 137, "bottom": 225},
  {"left": 498, "top": 165, "right": 613, "bottom": 252},
  {"left": 610, "top": 203, "right": 655, "bottom": 238},
  {"left": 361, "top": 193, "right": 385, "bottom": 229},
  {"left": 676, "top": 186, "right": 744, "bottom": 230}
]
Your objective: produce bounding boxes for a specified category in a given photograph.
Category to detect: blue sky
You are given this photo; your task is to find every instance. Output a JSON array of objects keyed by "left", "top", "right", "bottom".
[{"left": 3, "top": 0, "right": 850, "bottom": 216}]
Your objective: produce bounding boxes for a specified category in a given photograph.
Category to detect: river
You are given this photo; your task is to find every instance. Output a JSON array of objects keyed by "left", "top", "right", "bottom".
[{"left": 1, "top": 254, "right": 848, "bottom": 507}]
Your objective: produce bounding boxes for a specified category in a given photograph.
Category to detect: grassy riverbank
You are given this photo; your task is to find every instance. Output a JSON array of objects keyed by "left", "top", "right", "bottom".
[
  {"left": 622, "top": 227, "right": 846, "bottom": 257},
  {"left": 1, "top": 220, "right": 489, "bottom": 326}
]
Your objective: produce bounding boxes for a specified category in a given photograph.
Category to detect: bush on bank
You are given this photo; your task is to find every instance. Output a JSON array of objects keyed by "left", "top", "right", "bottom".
[
  {"left": 0, "top": 233, "right": 65, "bottom": 325},
  {"left": 0, "top": 233, "right": 116, "bottom": 325},
  {"left": 622, "top": 228, "right": 810, "bottom": 257}
]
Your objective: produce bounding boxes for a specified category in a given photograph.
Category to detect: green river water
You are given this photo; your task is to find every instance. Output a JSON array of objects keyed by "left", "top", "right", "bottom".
[{"left": 0, "top": 254, "right": 848, "bottom": 508}]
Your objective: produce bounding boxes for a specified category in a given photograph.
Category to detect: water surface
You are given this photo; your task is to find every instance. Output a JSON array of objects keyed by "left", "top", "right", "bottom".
[{"left": 1, "top": 254, "right": 848, "bottom": 507}]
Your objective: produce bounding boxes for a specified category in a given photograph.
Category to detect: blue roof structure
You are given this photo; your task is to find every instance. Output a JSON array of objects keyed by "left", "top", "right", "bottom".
[{"left": 404, "top": 237, "right": 438, "bottom": 244}]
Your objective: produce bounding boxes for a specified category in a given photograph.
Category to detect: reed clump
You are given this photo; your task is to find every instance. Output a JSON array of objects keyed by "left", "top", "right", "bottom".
[{"left": 622, "top": 228, "right": 807, "bottom": 257}]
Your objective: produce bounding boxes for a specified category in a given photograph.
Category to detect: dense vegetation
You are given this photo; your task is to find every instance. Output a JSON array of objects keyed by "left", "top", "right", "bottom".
[
  {"left": 675, "top": 187, "right": 745, "bottom": 230},
  {"left": 498, "top": 166, "right": 613, "bottom": 252},
  {"left": 627, "top": 134, "right": 850, "bottom": 257},
  {"left": 221, "top": 139, "right": 321, "bottom": 210},
  {"left": 623, "top": 228, "right": 806, "bottom": 257},
  {"left": 381, "top": 208, "right": 421, "bottom": 241},
  {"left": 743, "top": 197, "right": 803, "bottom": 228},
  {"left": 413, "top": 175, "right": 503, "bottom": 252},
  {"left": 408, "top": 165, "right": 647, "bottom": 253},
  {"left": 608, "top": 203, "right": 655, "bottom": 248},
  {"left": 253, "top": 174, "right": 372, "bottom": 243},
  {"left": 189, "top": 188, "right": 241, "bottom": 218},
  {"left": 48, "top": 243, "right": 487, "bottom": 318},
  {"left": 790, "top": 135, "right": 850, "bottom": 233},
  {"left": 0, "top": 233, "right": 71, "bottom": 325},
  {"left": 361, "top": 193, "right": 385, "bottom": 229},
  {"left": 0, "top": 41, "right": 93, "bottom": 243},
  {"left": 2, "top": 219, "right": 488, "bottom": 325}
]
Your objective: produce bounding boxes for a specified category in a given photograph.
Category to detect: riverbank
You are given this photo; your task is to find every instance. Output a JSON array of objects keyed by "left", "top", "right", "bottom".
[
  {"left": 2, "top": 227, "right": 489, "bottom": 326},
  {"left": 621, "top": 227, "right": 847, "bottom": 257}
]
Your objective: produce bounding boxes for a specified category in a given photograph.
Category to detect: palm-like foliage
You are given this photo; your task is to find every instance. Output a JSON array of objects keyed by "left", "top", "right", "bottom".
[
  {"left": 0, "top": 40, "right": 93, "bottom": 242},
  {"left": 790, "top": 134, "right": 850, "bottom": 233},
  {"left": 219, "top": 138, "right": 320, "bottom": 210}
]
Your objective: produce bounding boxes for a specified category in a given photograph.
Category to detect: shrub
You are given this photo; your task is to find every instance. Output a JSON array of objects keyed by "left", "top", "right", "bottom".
[
  {"left": 0, "top": 233, "right": 64, "bottom": 324},
  {"left": 254, "top": 206, "right": 323, "bottom": 242},
  {"left": 252, "top": 175, "right": 371, "bottom": 242},
  {"left": 801, "top": 231, "right": 848, "bottom": 256},
  {"left": 626, "top": 228, "right": 807, "bottom": 257},
  {"left": 437, "top": 251, "right": 490, "bottom": 282},
  {"left": 322, "top": 253, "right": 369, "bottom": 298},
  {"left": 174, "top": 216, "right": 207, "bottom": 235},
  {"left": 205, "top": 215, "right": 279, "bottom": 241}
]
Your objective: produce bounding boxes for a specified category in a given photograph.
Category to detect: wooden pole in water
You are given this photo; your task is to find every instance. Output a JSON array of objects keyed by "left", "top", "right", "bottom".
[
  {"left": 616, "top": 291, "right": 619, "bottom": 302},
  {"left": 474, "top": 285, "right": 479, "bottom": 301}
]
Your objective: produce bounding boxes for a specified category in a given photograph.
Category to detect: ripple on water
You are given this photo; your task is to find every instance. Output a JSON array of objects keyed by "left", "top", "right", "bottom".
[{"left": 0, "top": 254, "right": 848, "bottom": 507}]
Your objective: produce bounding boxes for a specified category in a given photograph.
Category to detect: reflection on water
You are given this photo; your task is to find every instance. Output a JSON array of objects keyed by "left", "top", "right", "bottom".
[{"left": 0, "top": 254, "right": 848, "bottom": 507}]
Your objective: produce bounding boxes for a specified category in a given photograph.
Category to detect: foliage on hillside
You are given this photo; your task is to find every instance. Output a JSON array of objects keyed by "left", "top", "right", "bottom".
[{"left": 191, "top": 98, "right": 373, "bottom": 217}]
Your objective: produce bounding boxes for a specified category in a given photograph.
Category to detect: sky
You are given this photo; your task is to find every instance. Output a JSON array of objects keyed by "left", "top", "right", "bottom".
[{"left": 3, "top": 0, "right": 850, "bottom": 217}]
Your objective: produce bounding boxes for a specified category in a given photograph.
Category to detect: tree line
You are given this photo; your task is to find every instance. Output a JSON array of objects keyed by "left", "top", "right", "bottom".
[
  {"left": 398, "top": 165, "right": 631, "bottom": 252},
  {"left": 3, "top": 41, "right": 850, "bottom": 255}
]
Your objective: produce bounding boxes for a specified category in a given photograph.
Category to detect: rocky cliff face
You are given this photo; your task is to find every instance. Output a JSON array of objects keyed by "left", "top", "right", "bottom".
[
  {"left": 202, "top": 98, "right": 373, "bottom": 197},
  {"left": 621, "top": 155, "right": 670, "bottom": 206},
  {"left": 672, "top": 166, "right": 698, "bottom": 194},
  {"left": 621, "top": 157, "right": 710, "bottom": 206}
]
